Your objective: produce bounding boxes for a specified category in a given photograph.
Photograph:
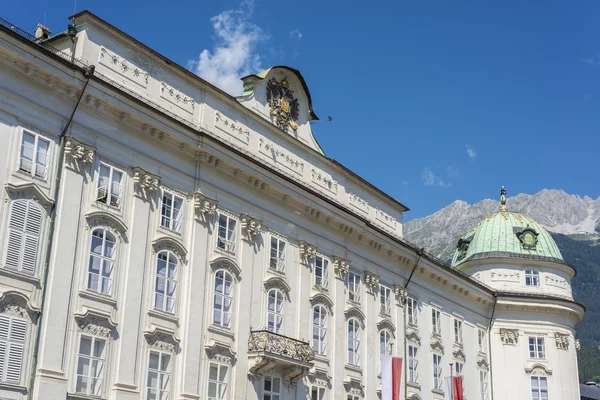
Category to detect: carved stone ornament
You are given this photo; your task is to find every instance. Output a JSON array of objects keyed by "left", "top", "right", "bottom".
[
  {"left": 500, "top": 328, "right": 519, "bottom": 345},
  {"left": 85, "top": 211, "right": 128, "bottom": 242},
  {"left": 194, "top": 192, "right": 218, "bottom": 219},
  {"left": 453, "top": 348, "right": 466, "bottom": 363},
  {"left": 64, "top": 137, "right": 94, "bottom": 167},
  {"left": 132, "top": 167, "right": 160, "bottom": 198},
  {"left": 152, "top": 237, "right": 188, "bottom": 264},
  {"left": 364, "top": 271, "right": 380, "bottom": 295},
  {"left": 205, "top": 342, "right": 236, "bottom": 365},
  {"left": 144, "top": 327, "right": 179, "bottom": 353},
  {"left": 393, "top": 285, "right": 408, "bottom": 305},
  {"left": 406, "top": 329, "right": 421, "bottom": 346},
  {"left": 266, "top": 77, "right": 300, "bottom": 131},
  {"left": 430, "top": 339, "right": 444, "bottom": 355},
  {"left": 240, "top": 214, "right": 262, "bottom": 241},
  {"left": 298, "top": 241, "right": 317, "bottom": 265},
  {"left": 74, "top": 310, "right": 117, "bottom": 339},
  {"left": 525, "top": 364, "right": 552, "bottom": 376},
  {"left": 575, "top": 339, "right": 581, "bottom": 351},
  {"left": 308, "top": 368, "right": 332, "bottom": 388},
  {"left": 554, "top": 332, "right": 570, "bottom": 350},
  {"left": 343, "top": 378, "right": 365, "bottom": 397},
  {"left": 477, "top": 355, "right": 490, "bottom": 371},
  {"left": 333, "top": 256, "right": 350, "bottom": 280},
  {"left": 1, "top": 300, "right": 29, "bottom": 319}
]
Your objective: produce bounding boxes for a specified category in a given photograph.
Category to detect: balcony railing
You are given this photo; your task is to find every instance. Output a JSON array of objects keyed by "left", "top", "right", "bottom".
[{"left": 248, "top": 330, "right": 314, "bottom": 363}]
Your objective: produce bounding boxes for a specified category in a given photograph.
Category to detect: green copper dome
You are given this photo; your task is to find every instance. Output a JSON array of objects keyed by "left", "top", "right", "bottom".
[{"left": 451, "top": 187, "right": 564, "bottom": 268}]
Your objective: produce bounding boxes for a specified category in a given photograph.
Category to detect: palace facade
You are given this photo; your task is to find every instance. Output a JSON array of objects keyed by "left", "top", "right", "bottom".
[{"left": 0, "top": 11, "right": 584, "bottom": 400}]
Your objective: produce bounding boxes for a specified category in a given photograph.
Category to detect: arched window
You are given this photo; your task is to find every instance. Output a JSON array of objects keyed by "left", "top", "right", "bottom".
[
  {"left": 87, "top": 228, "right": 116, "bottom": 295},
  {"left": 4, "top": 199, "right": 43, "bottom": 274},
  {"left": 213, "top": 270, "right": 233, "bottom": 328},
  {"left": 266, "top": 289, "right": 284, "bottom": 334},
  {"left": 312, "top": 305, "right": 327, "bottom": 356},
  {"left": 154, "top": 251, "right": 177, "bottom": 314},
  {"left": 347, "top": 318, "right": 360, "bottom": 366},
  {"left": 380, "top": 329, "right": 393, "bottom": 356}
]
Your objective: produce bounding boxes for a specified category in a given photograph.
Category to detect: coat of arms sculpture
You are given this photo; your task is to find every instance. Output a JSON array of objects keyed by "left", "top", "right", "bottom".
[{"left": 266, "top": 77, "right": 300, "bottom": 131}]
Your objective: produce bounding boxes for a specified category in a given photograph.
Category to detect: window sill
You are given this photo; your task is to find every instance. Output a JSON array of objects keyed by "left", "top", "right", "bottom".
[
  {"left": 0, "top": 267, "right": 40, "bottom": 286},
  {"left": 93, "top": 200, "right": 122, "bottom": 213},
  {"left": 67, "top": 392, "right": 105, "bottom": 400},
  {"left": 214, "top": 246, "right": 236, "bottom": 258},
  {"left": 379, "top": 311, "right": 391, "bottom": 319},
  {"left": 148, "top": 309, "right": 179, "bottom": 325},
  {"left": 267, "top": 267, "right": 286, "bottom": 276},
  {"left": 431, "top": 332, "right": 442, "bottom": 339},
  {"left": 0, "top": 382, "right": 28, "bottom": 393},
  {"left": 407, "top": 322, "right": 419, "bottom": 329},
  {"left": 207, "top": 325, "right": 235, "bottom": 339},
  {"left": 78, "top": 290, "right": 117, "bottom": 306},
  {"left": 313, "top": 354, "right": 330, "bottom": 365},
  {"left": 346, "top": 299, "right": 361, "bottom": 307},
  {"left": 157, "top": 225, "right": 182, "bottom": 238},
  {"left": 313, "top": 284, "right": 329, "bottom": 293},
  {"left": 344, "top": 364, "right": 363, "bottom": 375},
  {"left": 14, "top": 169, "right": 49, "bottom": 185},
  {"left": 407, "top": 381, "right": 421, "bottom": 390},
  {"left": 432, "top": 388, "right": 445, "bottom": 395}
]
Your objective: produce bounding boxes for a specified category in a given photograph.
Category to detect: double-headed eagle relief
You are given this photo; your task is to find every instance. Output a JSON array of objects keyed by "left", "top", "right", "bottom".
[{"left": 266, "top": 77, "right": 299, "bottom": 131}]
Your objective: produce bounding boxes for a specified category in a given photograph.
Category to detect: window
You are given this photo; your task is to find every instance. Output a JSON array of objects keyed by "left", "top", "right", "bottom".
[
  {"left": 347, "top": 396, "right": 360, "bottom": 400},
  {"left": 347, "top": 271, "right": 361, "bottom": 303},
  {"left": 311, "top": 386, "right": 325, "bottom": 400},
  {"left": 379, "top": 285, "right": 392, "bottom": 315},
  {"left": 528, "top": 337, "right": 545, "bottom": 359},
  {"left": 525, "top": 270, "right": 540, "bottom": 287},
  {"left": 96, "top": 163, "right": 123, "bottom": 208},
  {"left": 478, "top": 329, "right": 487, "bottom": 353},
  {"left": 455, "top": 362, "right": 464, "bottom": 376},
  {"left": 531, "top": 376, "right": 548, "bottom": 400},
  {"left": 269, "top": 237, "right": 286, "bottom": 272},
  {"left": 19, "top": 130, "right": 50, "bottom": 179},
  {"left": 147, "top": 351, "right": 171, "bottom": 400},
  {"left": 75, "top": 335, "right": 106, "bottom": 396},
  {"left": 263, "top": 375, "right": 281, "bottom": 400},
  {"left": 0, "top": 314, "right": 28, "bottom": 384},
  {"left": 160, "top": 191, "right": 184, "bottom": 232},
  {"left": 480, "top": 370, "right": 489, "bottom": 400},
  {"left": 454, "top": 319, "right": 463, "bottom": 344},
  {"left": 432, "top": 354, "right": 442, "bottom": 390},
  {"left": 408, "top": 345, "right": 419, "bottom": 383},
  {"left": 347, "top": 318, "right": 360, "bottom": 366},
  {"left": 154, "top": 251, "right": 177, "bottom": 314},
  {"left": 432, "top": 308, "right": 441, "bottom": 335},
  {"left": 379, "top": 329, "right": 392, "bottom": 356},
  {"left": 207, "top": 362, "right": 228, "bottom": 400},
  {"left": 213, "top": 270, "right": 233, "bottom": 328},
  {"left": 87, "top": 228, "right": 116, "bottom": 295},
  {"left": 312, "top": 305, "right": 327, "bottom": 356},
  {"left": 314, "top": 255, "right": 329, "bottom": 288},
  {"left": 407, "top": 297, "right": 418, "bottom": 325},
  {"left": 267, "top": 289, "right": 284, "bottom": 334},
  {"left": 217, "top": 214, "right": 236, "bottom": 252},
  {"left": 4, "top": 199, "right": 43, "bottom": 275}
]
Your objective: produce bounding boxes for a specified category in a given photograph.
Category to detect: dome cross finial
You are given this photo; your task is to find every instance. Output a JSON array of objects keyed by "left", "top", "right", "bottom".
[{"left": 500, "top": 186, "right": 507, "bottom": 211}]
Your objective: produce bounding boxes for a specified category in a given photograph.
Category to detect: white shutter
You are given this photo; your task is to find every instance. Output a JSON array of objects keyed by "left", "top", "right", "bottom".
[
  {"left": 22, "top": 202, "right": 42, "bottom": 274},
  {"left": 323, "top": 261, "right": 329, "bottom": 288},
  {"left": 5, "top": 201, "right": 27, "bottom": 269},
  {"left": 4, "top": 201, "right": 42, "bottom": 274}
]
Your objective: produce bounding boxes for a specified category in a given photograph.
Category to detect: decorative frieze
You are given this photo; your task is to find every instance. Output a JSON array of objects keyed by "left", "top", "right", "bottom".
[
  {"left": 64, "top": 137, "right": 94, "bottom": 168},
  {"left": 205, "top": 342, "right": 236, "bottom": 365},
  {"left": 160, "top": 82, "right": 194, "bottom": 114},
  {"left": 545, "top": 276, "right": 567, "bottom": 288},
  {"left": 525, "top": 364, "right": 552, "bottom": 376},
  {"left": 347, "top": 192, "right": 369, "bottom": 214},
  {"left": 1, "top": 300, "right": 29, "bottom": 319},
  {"left": 555, "top": 332, "right": 570, "bottom": 350},
  {"left": 74, "top": 310, "right": 117, "bottom": 339},
  {"left": 374, "top": 208, "right": 399, "bottom": 233},
  {"left": 132, "top": 167, "right": 160, "bottom": 199},
  {"left": 500, "top": 328, "right": 520, "bottom": 345},
  {"left": 333, "top": 256, "right": 350, "bottom": 280},
  {"left": 259, "top": 138, "right": 304, "bottom": 176},
  {"left": 144, "top": 327, "right": 179, "bottom": 353},
  {"left": 240, "top": 214, "right": 262, "bottom": 241},
  {"left": 194, "top": 192, "right": 218, "bottom": 219},
  {"left": 299, "top": 241, "right": 317, "bottom": 265},
  {"left": 215, "top": 111, "right": 250, "bottom": 146},
  {"left": 311, "top": 167, "right": 338, "bottom": 197},
  {"left": 364, "top": 271, "right": 380, "bottom": 295},
  {"left": 491, "top": 271, "right": 520, "bottom": 282},
  {"left": 100, "top": 46, "right": 148, "bottom": 88}
]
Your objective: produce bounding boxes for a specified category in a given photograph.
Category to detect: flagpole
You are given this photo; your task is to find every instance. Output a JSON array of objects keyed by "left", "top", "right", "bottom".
[{"left": 449, "top": 362, "right": 454, "bottom": 400}]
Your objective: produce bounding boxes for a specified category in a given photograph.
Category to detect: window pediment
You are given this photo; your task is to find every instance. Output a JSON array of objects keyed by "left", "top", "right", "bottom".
[
  {"left": 525, "top": 363, "right": 552, "bottom": 376},
  {"left": 86, "top": 211, "right": 128, "bottom": 242},
  {"left": 152, "top": 236, "right": 187, "bottom": 263},
  {"left": 73, "top": 308, "right": 118, "bottom": 338},
  {"left": 310, "top": 293, "right": 334, "bottom": 315},
  {"left": 210, "top": 256, "right": 242, "bottom": 280},
  {"left": 144, "top": 325, "right": 180, "bottom": 353},
  {"left": 344, "top": 306, "right": 365, "bottom": 327},
  {"left": 0, "top": 290, "right": 40, "bottom": 319},
  {"left": 264, "top": 276, "right": 291, "bottom": 299},
  {"left": 5, "top": 182, "right": 53, "bottom": 209},
  {"left": 406, "top": 329, "right": 421, "bottom": 346},
  {"left": 376, "top": 318, "right": 396, "bottom": 336},
  {"left": 205, "top": 340, "right": 236, "bottom": 365},
  {"left": 430, "top": 339, "right": 444, "bottom": 354}
]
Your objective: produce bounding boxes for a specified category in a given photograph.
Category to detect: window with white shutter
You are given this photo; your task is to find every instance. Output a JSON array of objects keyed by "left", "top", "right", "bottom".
[
  {"left": 4, "top": 199, "right": 43, "bottom": 275},
  {"left": 0, "top": 314, "right": 28, "bottom": 384}
]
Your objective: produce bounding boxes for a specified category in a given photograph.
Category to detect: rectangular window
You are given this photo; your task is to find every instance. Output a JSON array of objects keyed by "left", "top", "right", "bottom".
[
  {"left": 480, "top": 370, "right": 489, "bottom": 400},
  {"left": 528, "top": 337, "right": 545, "bottom": 359},
  {"left": 432, "top": 354, "right": 442, "bottom": 390},
  {"left": 217, "top": 214, "right": 236, "bottom": 252},
  {"left": 19, "top": 130, "right": 50, "bottom": 179},
  {"left": 269, "top": 237, "right": 286, "bottom": 272},
  {"left": 263, "top": 375, "right": 281, "bottom": 400},
  {"left": 347, "top": 271, "right": 361, "bottom": 303},
  {"left": 407, "top": 297, "right": 418, "bottom": 325},
  {"left": 207, "top": 362, "right": 228, "bottom": 400},
  {"left": 531, "top": 376, "right": 548, "bottom": 400},
  {"left": 75, "top": 335, "right": 106, "bottom": 396},
  {"left": 314, "top": 255, "right": 329, "bottom": 289},
  {"left": 147, "top": 351, "right": 171, "bottom": 400},
  {"left": 347, "top": 396, "right": 360, "bottom": 400},
  {"left": 97, "top": 163, "right": 123, "bottom": 208},
  {"left": 525, "top": 270, "right": 540, "bottom": 287},
  {"left": 0, "top": 314, "right": 28, "bottom": 384},
  {"left": 379, "top": 285, "right": 392, "bottom": 315},
  {"left": 408, "top": 345, "right": 419, "bottom": 383},
  {"left": 454, "top": 319, "right": 463, "bottom": 344},
  {"left": 311, "top": 386, "right": 325, "bottom": 400},
  {"left": 478, "top": 329, "right": 487, "bottom": 353},
  {"left": 161, "top": 191, "right": 184, "bottom": 232},
  {"left": 432, "top": 308, "right": 441, "bottom": 336},
  {"left": 455, "top": 362, "right": 464, "bottom": 376}
]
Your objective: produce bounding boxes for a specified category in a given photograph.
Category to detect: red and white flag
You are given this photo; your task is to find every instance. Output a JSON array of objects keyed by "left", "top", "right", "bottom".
[
  {"left": 381, "top": 356, "right": 402, "bottom": 400},
  {"left": 444, "top": 376, "right": 465, "bottom": 400}
]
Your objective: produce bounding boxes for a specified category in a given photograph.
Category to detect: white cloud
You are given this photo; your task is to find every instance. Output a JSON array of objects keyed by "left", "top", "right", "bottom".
[
  {"left": 290, "top": 29, "right": 303, "bottom": 40},
  {"left": 189, "top": 1, "right": 268, "bottom": 96},
  {"left": 421, "top": 168, "right": 451, "bottom": 188},
  {"left": 446, "top": 165, "right": 460, "bottom": 179},
  {"left": 466, "top": 145, "right": 477, "bottom": 160}
]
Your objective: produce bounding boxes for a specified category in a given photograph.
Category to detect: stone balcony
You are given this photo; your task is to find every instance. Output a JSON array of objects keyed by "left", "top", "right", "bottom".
[{"left": 248, "top": 330, "right": 315, "bottom": 386}]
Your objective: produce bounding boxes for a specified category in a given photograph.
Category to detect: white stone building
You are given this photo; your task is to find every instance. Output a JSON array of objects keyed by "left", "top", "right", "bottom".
[{"left": 0, "top": 10, "right": 584, "bottom": 400}]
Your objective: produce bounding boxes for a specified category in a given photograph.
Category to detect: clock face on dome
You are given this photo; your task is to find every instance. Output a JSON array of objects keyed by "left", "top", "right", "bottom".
[
  {"left": 523, "top": 232, "right": 536, "bottom": 246},
  {"left": 518, "top": 229, "right": 538, "bottom": 250}
]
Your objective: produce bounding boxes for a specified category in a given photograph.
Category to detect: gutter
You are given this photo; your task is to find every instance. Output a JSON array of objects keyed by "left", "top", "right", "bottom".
[
  {"left": 28, "top": 64, "right": 95, "bottom": 399},
  {"left": 402, "top": 248, "right": 423, "bottom": 400},
  {"left": 487, "top": 294, "right": 498, "bottom": 400}
]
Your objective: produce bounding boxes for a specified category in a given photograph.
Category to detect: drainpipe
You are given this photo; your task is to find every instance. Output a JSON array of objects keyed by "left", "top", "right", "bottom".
[
  {"left": 28, "top": 64, "right": 95, "bottom": 399},
  {"left": 487, "top": 294, "right": 498, "bottom": 400},
  {"left": 402, "top": 248, "right": 423, "bottom": 400}
]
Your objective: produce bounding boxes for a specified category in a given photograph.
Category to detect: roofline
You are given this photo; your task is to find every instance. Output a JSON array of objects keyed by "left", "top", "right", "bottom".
[
  {"left": 454, "top": 253, "right": 577, "bottom": 277},
  {"left": 496, "top": 291, "right": 586, "bottom": 312}
]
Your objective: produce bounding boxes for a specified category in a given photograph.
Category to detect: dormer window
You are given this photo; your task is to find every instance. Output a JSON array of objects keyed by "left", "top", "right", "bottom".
[
  {"left": 517, "top": 228, "right": 538, "bottom": 250},
  {"left": 525, "top": 270, "right": 540, "bottom": 287}
]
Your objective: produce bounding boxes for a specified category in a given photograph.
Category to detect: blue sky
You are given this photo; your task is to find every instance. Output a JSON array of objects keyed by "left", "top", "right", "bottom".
[{"left": 3, "top": 0, "right": 600, "bottom": 220}]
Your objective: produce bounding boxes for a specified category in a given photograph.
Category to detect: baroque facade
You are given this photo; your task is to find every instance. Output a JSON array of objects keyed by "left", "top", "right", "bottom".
[{"left": 0, "top": 10, "right": 584, "bottom": 400}]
